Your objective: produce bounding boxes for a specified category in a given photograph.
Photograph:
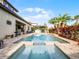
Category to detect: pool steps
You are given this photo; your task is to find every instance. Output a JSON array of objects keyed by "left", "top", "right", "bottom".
[
  {"left": 5, "top": 41, "right": 70, "bottom": 59},
  {"left": 23, "top": 41, "right": 56, "bottom": 46},
  {"left": 5, "top": 41, "right": 55, "bottom": 59}
]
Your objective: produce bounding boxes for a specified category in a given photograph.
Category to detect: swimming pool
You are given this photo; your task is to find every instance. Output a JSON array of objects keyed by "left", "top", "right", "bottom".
[
  {"left": 8, "top": 34, "right": 69, "bottom": 59},
  {"left": 8, "top": 45, "right": 70, "bottom": 59},
  {"left": 23, "top": 34, "right": 68, "bottom": 43}
]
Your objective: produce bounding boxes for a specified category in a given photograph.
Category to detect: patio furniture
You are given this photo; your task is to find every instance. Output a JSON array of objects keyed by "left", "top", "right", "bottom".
[{"left": 5, "top": 35, "right": 12, "bottom": 39}]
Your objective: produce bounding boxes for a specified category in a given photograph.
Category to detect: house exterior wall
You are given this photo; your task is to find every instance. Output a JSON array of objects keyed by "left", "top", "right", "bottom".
[
  {"left": 26, "top": 24, "right": 31, "bottom": 32},
  {"left": 27, "top": 24, "right": 31, "bottom": 32},
  {"left": 25, "top": 23, "right": 29, "bottom": 32},
  {"left": 28, "top": 24, "right": 32, "bottom": 32},
  {"left": 0, "top": 8, "right": 32, "bottom": 39},
  {"left": 0, "top": 8, "right": 16, "bottom": 39}
]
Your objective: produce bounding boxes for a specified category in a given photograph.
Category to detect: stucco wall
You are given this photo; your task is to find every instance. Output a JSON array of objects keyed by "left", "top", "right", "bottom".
[
  {"left": 28, "top": 24, "right": 32, "bottom": 31},
  {"left": 0, "top": 8, "right": 32, "bottom": 39},
  {"left": 26, "top": 24, "right": 32, "bottom": 32},
  {"left": 0, "top": 8, "right": 16, "bottom": 39}
]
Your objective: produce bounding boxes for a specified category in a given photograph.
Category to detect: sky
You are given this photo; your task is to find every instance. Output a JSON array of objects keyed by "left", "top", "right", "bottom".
[{"left": 8, "top": 0, "right": 79, "bottom": 27}]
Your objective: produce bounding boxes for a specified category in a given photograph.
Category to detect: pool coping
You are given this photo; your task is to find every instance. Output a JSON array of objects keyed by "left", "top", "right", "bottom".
[
  {"left": 55, "top": 44, "right": 70, "bottom": 59},
  {"left": 49, "top": 33, "right": 78, "bottom": 44},
  {"left": 5, "top": 42, "right": 24, "bottom": 59}
]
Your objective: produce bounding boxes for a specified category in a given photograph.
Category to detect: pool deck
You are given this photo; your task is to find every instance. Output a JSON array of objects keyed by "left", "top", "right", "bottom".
[
  {"left": 56, "top": 42, "right": 79, "bottom": 59},
  {"left": 0, "top": 33, "right": 79, "bottom": 59},
  {"left": 0, "top": 33, "right": 34, "bottom": 59},
  {"left": 51, "top": 33, "right": 79, "bottom": 59}
]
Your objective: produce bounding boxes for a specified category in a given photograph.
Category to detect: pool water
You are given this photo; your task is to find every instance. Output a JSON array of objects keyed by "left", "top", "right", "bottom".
[
  {"left": 9, "top": 34, "right": 69, "bottom": 59},
  {"left": 23, "top": 34, "right": 68, "bottom": 43},
  {"left": 9, "top": 45, "right": 70, "bottom": 59}
]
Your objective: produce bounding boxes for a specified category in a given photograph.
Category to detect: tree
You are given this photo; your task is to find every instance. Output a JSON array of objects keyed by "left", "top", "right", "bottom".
[
  {"left": 74, "top": 15, "right": 79, "bottom": 25},
  {"left": 48, "top": 14, "right": 71, "bottom": 34},
  {"left": 58, "top": 14, "right": 71, "bottom": 27},
  {"left": 48, "top": 17, "right": 59, "bottom": 33},
  {"left": 49, "top": 17, "right": 58, "bottom": 24},
  {"left": 71, "top": 15, "right": 79, "bottom": 40}
]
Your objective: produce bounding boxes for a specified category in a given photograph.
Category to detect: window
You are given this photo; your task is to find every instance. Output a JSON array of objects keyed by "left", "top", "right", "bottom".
[{"left": 6, "top": 20, "right": 12, "bottom": 25}]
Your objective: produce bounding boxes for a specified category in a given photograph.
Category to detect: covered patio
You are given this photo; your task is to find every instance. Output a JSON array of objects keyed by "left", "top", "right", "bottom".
[{"left": 15, "top": 20, "right": 26, "bottom": 36}]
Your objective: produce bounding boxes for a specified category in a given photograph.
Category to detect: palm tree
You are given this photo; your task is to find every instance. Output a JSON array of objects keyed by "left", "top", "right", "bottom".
[
  {"left": 48, "top": 14, "right": 71, "bottom": 34},
  {"left": 49, "top": 17, "right": 58, "bottom": 28},
  {"left": 74, "top": 15, "right": 79, "bottom": 25},
  {"left": 59, "top": 14, "right": 71, "bottom": 27},
  {"left": 48, "top": 17, "right": 59, "bottom": 33}
]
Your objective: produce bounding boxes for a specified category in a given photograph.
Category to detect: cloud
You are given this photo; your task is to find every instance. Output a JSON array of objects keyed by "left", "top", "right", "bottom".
[
  {"left": 23, "top": 8, "right": 34, "bottom": 13},
  {"left": 34, "top": 8, "right": 47, "bottom": 14},
  {"left": 20, "top": 7, "right": 53, "bottom": 14},
  {"left": 19, "top": 7, "right": 55, "bottom": 25}
]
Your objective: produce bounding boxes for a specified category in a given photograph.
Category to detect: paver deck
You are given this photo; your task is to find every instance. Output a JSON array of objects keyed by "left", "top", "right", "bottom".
[
  {"left": 0, "top": 33, "right": 34, "bottom": 59},
  {"left": 52, "top": 33, "right": 79, "bottom": 59},
  {"left": 0, "top": 33, "right": 79, "bottom": 59},
  {"left": 56, "top": 43, "right": 79, "bottom": 59}
]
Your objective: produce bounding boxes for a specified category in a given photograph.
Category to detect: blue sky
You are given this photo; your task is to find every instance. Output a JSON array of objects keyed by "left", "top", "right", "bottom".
[{"left": 8, "top": 0, "right": 79, "bottom": 26}]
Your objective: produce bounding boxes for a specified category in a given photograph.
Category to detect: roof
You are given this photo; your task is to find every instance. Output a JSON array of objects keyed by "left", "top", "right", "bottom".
[
  {"left": 0, "top": 3, "right": 31, "bottom": 25},
  {"left": 5, "top": 0, "right": 18, "bottom": 12}
]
